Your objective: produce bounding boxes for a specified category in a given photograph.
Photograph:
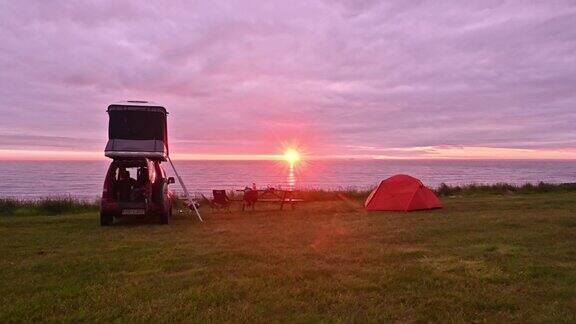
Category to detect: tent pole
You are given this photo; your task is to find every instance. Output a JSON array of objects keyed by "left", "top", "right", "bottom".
[{"left": 167, "top": 157, "right": 203, "bottom": 222}]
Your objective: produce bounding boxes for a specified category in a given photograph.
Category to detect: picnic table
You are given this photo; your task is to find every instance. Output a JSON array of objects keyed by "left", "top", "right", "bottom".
[{"left": 236, "top": 188, "right": 303, "bottom": 211}]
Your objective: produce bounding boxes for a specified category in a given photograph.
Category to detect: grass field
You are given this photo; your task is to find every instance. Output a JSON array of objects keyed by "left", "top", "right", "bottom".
[{"left": 1, "top": 192, "right": 575, "bottom": 322}]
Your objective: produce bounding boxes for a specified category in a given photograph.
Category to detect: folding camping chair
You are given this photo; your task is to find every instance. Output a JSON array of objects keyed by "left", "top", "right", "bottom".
[{"left": 210, "top": 190, "right": 231, "bottom": 212}]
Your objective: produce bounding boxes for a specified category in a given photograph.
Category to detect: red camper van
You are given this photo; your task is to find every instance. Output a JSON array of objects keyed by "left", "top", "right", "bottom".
[
  {"left": 100, "top": 101, "right": 174, "bottom": 225},
  {"left": 100, "top": 158, "right": 174, "bottom": 225}
]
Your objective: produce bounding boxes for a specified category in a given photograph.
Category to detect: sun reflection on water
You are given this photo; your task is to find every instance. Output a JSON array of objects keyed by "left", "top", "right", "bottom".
[{"left": 287, "top": 163, "right": 296, "bottom": 189}]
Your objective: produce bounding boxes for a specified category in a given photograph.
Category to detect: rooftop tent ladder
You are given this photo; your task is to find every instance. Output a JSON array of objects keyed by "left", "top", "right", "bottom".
[
  {"left": 168, "top": 156, "right": 203, "bottom": 222},
  {"left": 104, "top": 100, "right": 202, "bottom": 221}
]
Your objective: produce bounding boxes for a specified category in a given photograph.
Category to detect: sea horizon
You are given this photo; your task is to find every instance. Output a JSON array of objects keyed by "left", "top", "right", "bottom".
[
  {"left": 2, "top": 159, "right": 574, "bottom": 199},
  {"left": 1, "top": 157, "right": 575, "bottom": 162}
]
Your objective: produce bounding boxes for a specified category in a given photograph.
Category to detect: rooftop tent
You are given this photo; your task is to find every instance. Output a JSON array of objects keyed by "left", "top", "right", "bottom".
[
  {"left": 104, "top": 101, "right": 169, "bottom": 160},
  {"left": 365, "top": 174, "right": 442, "bottom": 211}
]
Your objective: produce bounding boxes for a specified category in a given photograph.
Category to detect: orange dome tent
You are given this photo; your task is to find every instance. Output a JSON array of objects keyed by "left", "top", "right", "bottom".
[{"left": 365, "top": 174, "right": 442, "bottom": 211}]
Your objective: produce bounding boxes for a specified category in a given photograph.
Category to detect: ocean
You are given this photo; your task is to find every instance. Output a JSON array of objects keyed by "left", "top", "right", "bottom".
[{"left": 0, "top": 159, "right": 574, "bottom": 199}]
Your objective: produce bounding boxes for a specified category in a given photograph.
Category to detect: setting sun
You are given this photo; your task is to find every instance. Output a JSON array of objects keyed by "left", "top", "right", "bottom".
[{"left": 283, "top": 148, "right": 301, "bottom": 164}]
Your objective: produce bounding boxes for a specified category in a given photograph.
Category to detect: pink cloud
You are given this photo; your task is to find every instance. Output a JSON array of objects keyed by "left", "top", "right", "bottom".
[{"left": 0, "top": 1, "right": 575, "bottom": 159}]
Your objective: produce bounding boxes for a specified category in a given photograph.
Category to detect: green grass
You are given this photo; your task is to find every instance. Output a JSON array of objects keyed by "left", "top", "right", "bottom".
[
  {"left": 1, "top": 192, "right": 575, "bottom": 322},
  {"left": 0, "top": 197, "right": 99, "bottom": 216},
  {"left": 435, "top": 182, "right": 576, "bottom": 197}
]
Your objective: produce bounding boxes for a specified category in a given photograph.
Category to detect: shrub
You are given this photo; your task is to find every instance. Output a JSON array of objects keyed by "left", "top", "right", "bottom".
[
  {"left": 434, "top": 182, "right": 576, "bottom": 197},
  {"left": 0, "top": 197, "right": 99, "bottom": 216}
]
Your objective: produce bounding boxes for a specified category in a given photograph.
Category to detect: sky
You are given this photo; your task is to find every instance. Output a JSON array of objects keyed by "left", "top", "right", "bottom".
[{"left": 1, "top": 0, "right": 575, "bottom": 160}]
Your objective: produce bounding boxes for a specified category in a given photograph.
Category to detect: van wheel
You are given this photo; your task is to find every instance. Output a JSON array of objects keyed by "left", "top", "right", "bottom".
[
  {"left": 159, "top": 203, "right": 171, "bottom": 225},
  {"left": 100, "top": 212, "right": 113, "bottom": 226},
  {"left": 159, "top": 210, "right": 169, "bottom": 224}
]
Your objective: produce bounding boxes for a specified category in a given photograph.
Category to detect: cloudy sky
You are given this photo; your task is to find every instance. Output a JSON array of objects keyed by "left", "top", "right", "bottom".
[{"left": 1, "top": 0, "right": 575, "bottom": 159}]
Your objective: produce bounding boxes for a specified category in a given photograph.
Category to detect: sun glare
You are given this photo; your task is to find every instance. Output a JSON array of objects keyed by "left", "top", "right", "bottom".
[{"left": 283, "top": 148, "right": 301, "bottom": 164}]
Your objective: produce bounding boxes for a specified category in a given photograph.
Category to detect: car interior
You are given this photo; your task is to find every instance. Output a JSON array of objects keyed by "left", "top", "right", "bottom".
[{"left": 113, "top": 165, "right": 148, "bottom": 202}]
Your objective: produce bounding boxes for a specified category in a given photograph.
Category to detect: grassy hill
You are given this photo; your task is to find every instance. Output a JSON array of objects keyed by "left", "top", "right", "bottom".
[{"left": 1, "top": 191, "right": 575, "bottom": 322}]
